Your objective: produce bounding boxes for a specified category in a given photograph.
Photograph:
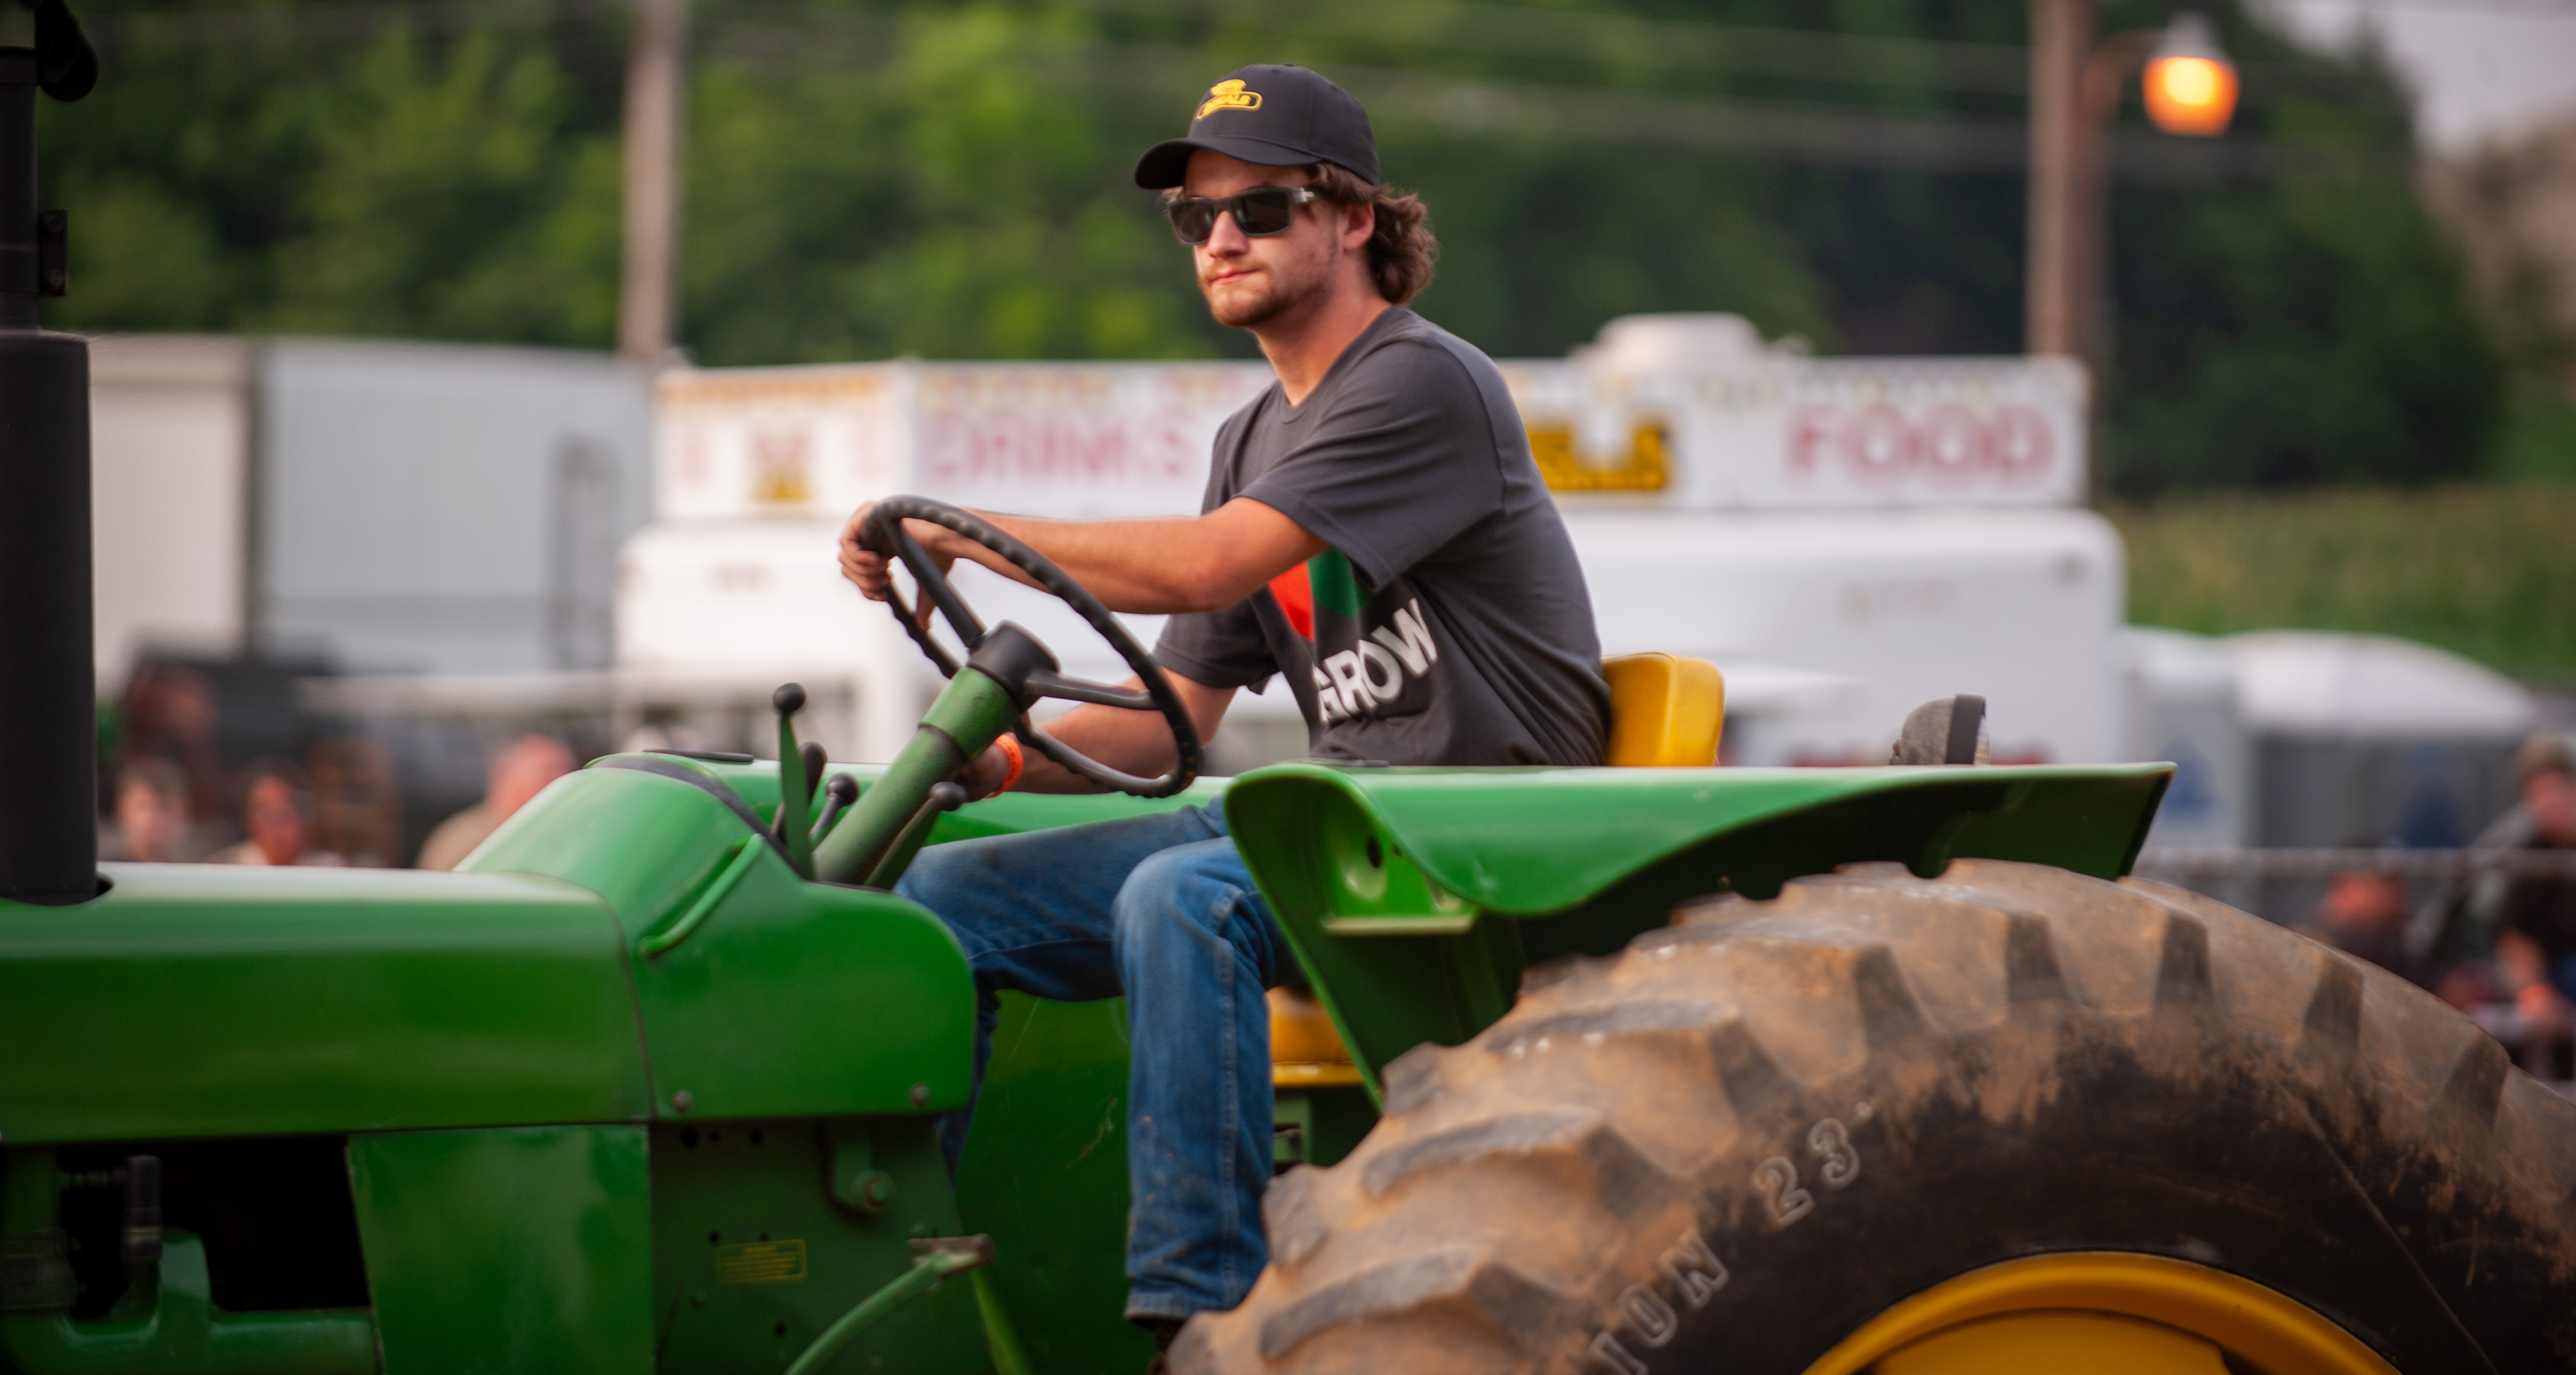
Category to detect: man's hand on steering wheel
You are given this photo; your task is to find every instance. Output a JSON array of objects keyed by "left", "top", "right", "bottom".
[
  {"left": 839, "top": 500, "right": 1078, "bottom": 799},
  {"left": 840, "top": 500, "right": 956, "bottom": 608},
  {"left": 840, "top": 500, "right": 1108, "bottom": 800}
]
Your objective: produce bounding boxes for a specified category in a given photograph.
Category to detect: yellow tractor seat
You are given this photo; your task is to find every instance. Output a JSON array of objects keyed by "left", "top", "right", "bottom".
[
  {"left": 1602, "top": 652, "right": 1725, "bottom": 767},
  {"left": 1270, "top": 653, "right": 1726, "bottom": 1086},
  {"left": 1269, "top": 988, "right": 1365, "bottom": 1088}
]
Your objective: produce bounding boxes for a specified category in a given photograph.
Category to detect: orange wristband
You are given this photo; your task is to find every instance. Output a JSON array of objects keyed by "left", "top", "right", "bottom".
[{"left": 991, "top": 732, "right": 1025, "bottom": 796}]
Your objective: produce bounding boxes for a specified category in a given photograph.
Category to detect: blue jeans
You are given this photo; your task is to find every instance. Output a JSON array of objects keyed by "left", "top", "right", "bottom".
[{"left": 895, "top": 802, "right": 1289, "bottom": 1323}]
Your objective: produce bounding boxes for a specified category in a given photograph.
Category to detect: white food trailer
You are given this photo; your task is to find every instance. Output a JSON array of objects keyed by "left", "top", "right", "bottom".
[{"left": 617, "top": 313, "right": 2124, "bottom": 780}]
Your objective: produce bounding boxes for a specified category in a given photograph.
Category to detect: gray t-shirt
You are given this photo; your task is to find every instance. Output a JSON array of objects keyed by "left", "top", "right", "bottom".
[{"left": 1153, "top": 307, "right": 1609, "bottom": 767}]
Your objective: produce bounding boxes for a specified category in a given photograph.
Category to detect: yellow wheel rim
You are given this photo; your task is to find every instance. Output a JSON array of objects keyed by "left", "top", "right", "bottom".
[{"left": 1802, "top": 1252, "right": 2400, "bottom": 1375}]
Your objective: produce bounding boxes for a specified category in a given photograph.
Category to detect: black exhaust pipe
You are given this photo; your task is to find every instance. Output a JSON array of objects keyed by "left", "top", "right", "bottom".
[{"left": 0, "top": 4, "right": 99, "bottom": 904}]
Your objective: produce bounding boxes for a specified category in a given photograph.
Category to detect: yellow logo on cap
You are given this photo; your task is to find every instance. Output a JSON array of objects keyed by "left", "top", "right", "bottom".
[{"left": 1197, "top": 79, "right": 1262, "bottom": 119}]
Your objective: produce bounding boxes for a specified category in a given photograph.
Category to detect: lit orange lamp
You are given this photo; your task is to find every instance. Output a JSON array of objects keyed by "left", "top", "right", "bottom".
[{"left": 2142, "top": 12, "right": 2239, "bottom": 136}]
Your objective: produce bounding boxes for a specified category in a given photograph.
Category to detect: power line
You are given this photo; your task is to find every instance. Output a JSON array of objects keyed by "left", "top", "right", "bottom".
[
  {"left": 71, "top": 0, "right": 2315, "bottom": 93},
  {"left": 706, "top": 8, "right": 2413, "bottom": 183},
  {"left": 77, "top": 1, "right": 601, "bottom": 47},
  {"left": 80, "top": 0, "right": 2418, "bottom": 182},
  {"left": 1325, "top": 61, "right": 2407, "bottom": 183},
  {"left": 2269, "top": 0, "right": 2576, "bottom": 18},
  {"left": 76, "top": 0, "right": 2407, "bottom": 105},
  {"left": 1039, "top": 0, "right": 2037, "bottom": 95},
  {"left": 1030, "top": 0, "right": 2401, "bottom": 93}
]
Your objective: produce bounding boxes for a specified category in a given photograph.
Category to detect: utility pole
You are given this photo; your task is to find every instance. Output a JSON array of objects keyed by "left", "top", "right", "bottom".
[
  {"left": 2025, "top": 0, "right": 2093, "bottom": 359},
  {"left": 618, "top": 0, "right": 688, "bottom": 363}
]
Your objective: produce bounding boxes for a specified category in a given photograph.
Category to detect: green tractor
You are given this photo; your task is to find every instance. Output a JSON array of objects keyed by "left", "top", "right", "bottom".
[
  {"left": 6, "top": 19, "right": 2575, "bottom": 1375},
  {"left": 13, "top": 516, "right": 2576, "bottom": 1374}
]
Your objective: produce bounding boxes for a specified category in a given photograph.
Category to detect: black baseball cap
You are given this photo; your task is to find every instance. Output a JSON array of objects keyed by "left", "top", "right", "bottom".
[{"left": 1132, "top": 64, "right": 1379, "bottom": 189}]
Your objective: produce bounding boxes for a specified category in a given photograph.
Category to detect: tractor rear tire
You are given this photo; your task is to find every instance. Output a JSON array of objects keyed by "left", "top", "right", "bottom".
[{"left": 1177, "top": 859, "right": 2576, "bottom": 1374}]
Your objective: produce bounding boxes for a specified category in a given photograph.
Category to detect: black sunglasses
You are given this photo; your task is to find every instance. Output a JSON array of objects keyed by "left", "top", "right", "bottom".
[{"left": 1164, "top": 185, "right": 1320, "bottom": 245}]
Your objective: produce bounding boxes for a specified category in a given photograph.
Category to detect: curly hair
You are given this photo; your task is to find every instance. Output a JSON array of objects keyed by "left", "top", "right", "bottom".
[{"left": 1308, "top": 162, "right": 1438, "bottom": 306}]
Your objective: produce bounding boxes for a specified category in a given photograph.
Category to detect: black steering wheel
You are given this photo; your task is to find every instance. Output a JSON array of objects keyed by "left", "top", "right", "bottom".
[{"left": 860, "top": 496, "right": 1202, "bottom": 798}]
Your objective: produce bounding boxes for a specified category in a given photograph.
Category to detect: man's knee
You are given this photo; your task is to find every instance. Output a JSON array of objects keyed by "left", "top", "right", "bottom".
[
  {"left": 892, "top": 837, "right": 982, "bottom": 916},
  {"left": 1113, "top": 842, "right": 1255, "bottom": 950}
]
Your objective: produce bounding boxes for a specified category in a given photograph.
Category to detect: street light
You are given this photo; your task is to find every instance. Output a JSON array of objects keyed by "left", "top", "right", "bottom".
[
  {"left": 2026, "top": 5, "right": 2240, "bottom": 363},
  {"left": 2144, "top": 13, "right": 2240, "bottom": 137}
]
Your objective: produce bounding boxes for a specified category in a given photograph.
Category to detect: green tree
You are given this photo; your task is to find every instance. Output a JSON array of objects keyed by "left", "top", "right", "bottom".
[
  {"left": 268, "top": 25, "right": 620, "bottom": 343},
  {"left": 682, "top": 5, "right": 1224, "bottom": 364},
  {"left": 50, "top": 174, "right": 233, "bottom": 327},
  {"left": 39, "top": 4, "right": 317, "bottom": 332},
  {"left": 2108, "top": 171, "right": 2502, "bottom": 493},
  {"left": 42, "top": 2, "right": 624, "bottom": 345}
]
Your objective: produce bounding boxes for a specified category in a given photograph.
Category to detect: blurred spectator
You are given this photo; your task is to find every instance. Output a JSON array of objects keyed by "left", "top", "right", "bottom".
[
  {"left": 2302, "top": 865, "right": 2422, "bottom": 983},
  {"left": 416, "top": 735, "right": 576, "bottom": 871},
  {"left": 307, "top": 736, "right": 402, "bottom": 868},
  {"left": 213, "top": 760, "right": 346, "bottom": 867},
  {"left": 2437, "top": 960, "right": 2502, "bottom": 1013},
  {"left": 102, "top": 756, "right": 197, "bottom": 863},
  {"left": 115, "top": 662, "right": 223, "bottom": 825},
  {"left": 2492, "top": 735, "right": 2576, "bottom": 1040}
]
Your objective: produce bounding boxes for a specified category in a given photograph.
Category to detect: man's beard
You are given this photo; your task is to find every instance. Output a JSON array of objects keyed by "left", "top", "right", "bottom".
[
  {"left": 1209, "top": 279, "right": 1293, "bottom": 330},
  {"left": 1203, "top": 240, "right": 1333, "bottom": 329}
]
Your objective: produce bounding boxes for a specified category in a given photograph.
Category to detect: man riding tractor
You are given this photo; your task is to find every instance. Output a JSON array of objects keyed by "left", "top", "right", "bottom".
[
  {"left": 16, "top": 34, "right": 2575, "bottom": 1375},
  {"left": 839, "top": 64, "right": 1611, "bottom": 1364}
]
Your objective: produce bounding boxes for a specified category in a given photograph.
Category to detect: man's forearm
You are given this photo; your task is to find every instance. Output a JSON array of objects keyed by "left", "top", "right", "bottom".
[
  {"left": 955, "top": 514, "right": 1219, "bottom": 612},
  {"left": 1005, "top": 701, "right": 1183, "bottom": 793},
  {"left": 975, "top": 673, "right": 1237, "bottom": 795},
  {"left": 939, "top": 500, "right": 1323, "bottom": 615}
]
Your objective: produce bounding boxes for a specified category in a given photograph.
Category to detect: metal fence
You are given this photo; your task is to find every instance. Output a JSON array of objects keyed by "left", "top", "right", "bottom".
[{"left": 2134, "top": 848, "right": 2576, "bottom": 881}]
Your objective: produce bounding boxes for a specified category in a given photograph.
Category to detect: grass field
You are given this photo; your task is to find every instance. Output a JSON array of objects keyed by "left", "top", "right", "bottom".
[{"left": 2108, "top": 482, "right": 2576, "bottom": 678}]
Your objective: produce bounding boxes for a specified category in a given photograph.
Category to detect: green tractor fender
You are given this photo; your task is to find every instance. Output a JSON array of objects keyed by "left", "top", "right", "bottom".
[{"left": 1225, "top": 761, "right": 2173, "bottom": 1094}]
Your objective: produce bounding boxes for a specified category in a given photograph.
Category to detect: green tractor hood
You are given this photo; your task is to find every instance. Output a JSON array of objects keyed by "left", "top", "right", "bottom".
[
  {"left": 0, "top": 864, "right": 651, "bottom": 1144},
  {"left": 0, "top": 762, "right": 979, "bottom": 1147},
  {"left": 1223, "top": 761, "right": 2173, "bottom": 1094}
]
